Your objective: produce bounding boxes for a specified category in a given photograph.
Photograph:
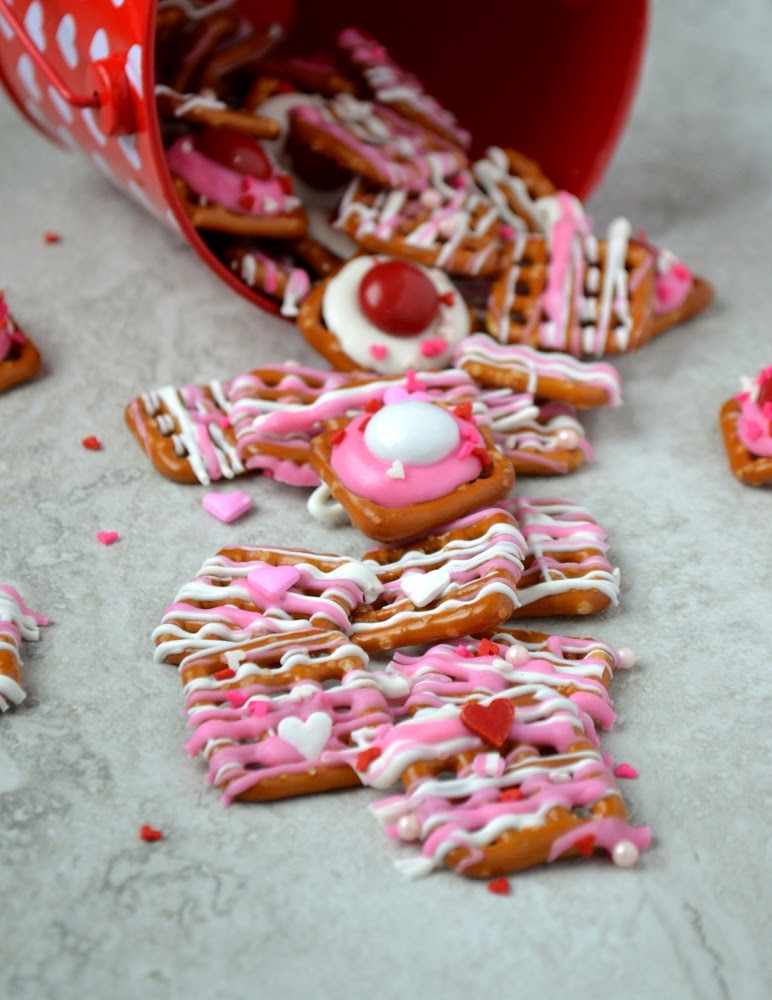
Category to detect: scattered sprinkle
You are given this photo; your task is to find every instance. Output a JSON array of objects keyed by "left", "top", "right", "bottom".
[
  {"left": 356, "top": 747, "right": 382, "bottom": 771},
  {"left": 477, "top": 637, "right": 500, "bottom": 657},
  {"left": 487, "top": 877, "right": 511, "bottom": 895},
  {"left": 419, "top": 337, "right": 447, "bottom": 358},
  {"left": 140, "top": 825, "right": 163, "bottom": 842},
  {"left": 385, "top": 459, "right": 405, "bottom": 479},
  {"left": 82, "top": 436, "right": 102, "bottom": 450},
  {"left": 365, "top": 399, "right": 384, "bottom": 414},
  {"left": 213, "top": 668, "right": 236, "bottom": 681},
  {"left": 44, "top": 231, "right": 62, "bottom": 244},
  {"left": 329, "top": 428, "right": 346, "bottom": 446},
  {"left": 457, "top": 441, "right": 475, "bottom": 460},
  {"left": 96, "top": 531, "right": 119, "bottom": 546},
  {"left": 472, "top": 445, "right": 492, "bottom": 467},
  {"left": 202, "top": 490, "right": 253, "bottom": 524},
  {"left": 500, "top": 788, "right": 524, "bottom": 802},
  {"left": 614, "top": 763, "right": 639, "bottom": 779},
  {"left": 370, "top": 344, "right": 388, "bottom": 360},
  {"left": 439, "top": 291, "right": 455, "bottom": 307},
  {"left": 454, "top": 402, "right": 473, "bottom": 422},
  {"left": 358, "top": 415, "right": 372, "bottom": 433},
  {"left": 574, "top": 835, "right": 596, "bottom": 858},
  {"left": 218, "top": 416, "right": 231, "bottom": 429}
]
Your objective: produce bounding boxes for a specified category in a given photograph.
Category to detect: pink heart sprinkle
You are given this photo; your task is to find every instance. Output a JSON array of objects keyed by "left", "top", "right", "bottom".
[
  {"left": 97, "top": 531, "right": 119, "bottom": 546},
  {"left": 457, "top": 441, "right": 475, "bottom": 460},
  {"left": 614, "top": 763, "right": 639, "bottom": 779},
  {"left": 202, "top": 491, "right": 253, "bottom": 523},
  {"left": 370, "top": 344, "right": 388, "bottom": 360},
  {"left": 247, "top": 563, "right": 301, "bottom": 604},
  {"left": 246, "top": 700, "right": 269, "bottom": 718}
]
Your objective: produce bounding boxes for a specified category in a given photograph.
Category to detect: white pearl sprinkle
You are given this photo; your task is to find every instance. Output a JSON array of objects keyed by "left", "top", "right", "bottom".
[
  {"left": 556, "top": 428, "right": 580, "bottom": 450},
  {"left": 504, "top": 643, "right": 530, "bottom": 666},
  {"left": 612, "top": 840, "right": 640, "bottom": 868},
  {"left": 616, "top": 647, "right": 636, "bottom": 669},
  {"left": 396, "top": 813, "right": 421, "bottom": 841}
]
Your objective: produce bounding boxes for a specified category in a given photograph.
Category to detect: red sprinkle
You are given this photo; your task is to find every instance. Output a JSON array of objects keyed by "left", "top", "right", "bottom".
[
  {"left": 44, "top": 231, "right": 61, "bottom": 244},
  {"left": 329, "top": 428, "right": 346, "bottom": 446},
  {"left": 472, "top": 446, "right": 492, "bottom": 467},
  {"left": 82, "top": 436, "right": 102, "bottom": 450},
  {"left": 500, "top": 787, "right": 524, "bottom": 802},
  {"left": 365, "top": 398, "right": 384, "bottom": 414},
  {"left": 574, "top": 834, "right": 596, "bottom": 858},
  {"left": 140, "top": 825, "right": 163, "bottom": 843},
  {"left": 213, "top": 668, "right": 236, "bottom": 681},
  {"left": 453, "top": 401, "right": 473, "bottom": 422},
  {"left": 358, "top": 415, "right": 372, "bottom": 433},
  {"left": 477, "top": 637, "right": 500, "bottom": 658},
  {"left": 439, "top": 291, "right": 455, "bottom": 307},
  {"left": 238, "top": 193, "right": 256, "bottom": 211},
  {"left": 356, "top": 747, "right": 382, "bottom": 771},
  {"left": 487, "top": 877, "right": 511, "bottom": 895}
]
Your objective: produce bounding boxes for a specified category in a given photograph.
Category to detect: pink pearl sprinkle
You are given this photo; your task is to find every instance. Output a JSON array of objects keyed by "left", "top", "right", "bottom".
[
  {"left": 419, "top": 188, "right": 442, "bottom": 209},
  {"left": 504, "top": 644, "right": 530, "bottom": 666},
  {"left": 556, "top": 428, "right": 580, "bottom": 450},
  {"left": 616, "top": 647, "right": 636, "bottom": 670},
  {"left": 612, "top": 840, "right": 640, "bottom": 868},
  {"left": 438, "top": 215, "right": 459, "bottom": 238},
  {"left": 396, "top": 813, "right": 421, "bottom": 841},
  {"left": 499, "top": 224, "right": 515, "bottom": 241}
]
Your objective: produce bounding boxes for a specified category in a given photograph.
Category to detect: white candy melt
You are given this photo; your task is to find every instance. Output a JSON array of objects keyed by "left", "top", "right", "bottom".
[
  {"left": 364, "top": 400, "right": 459, "bottom": 465},
  {"left": 400, "top": 568, "right": 451, "bottom": 608}
]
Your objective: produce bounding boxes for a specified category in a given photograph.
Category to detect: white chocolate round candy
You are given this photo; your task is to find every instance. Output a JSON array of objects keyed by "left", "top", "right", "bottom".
[
  {"left": 364, "top": 400, "right": 460, "bottom": 465},
  {"left": 396, "top": 813, "right": 421, "bottom": 841},
  {"left": 612, "top": 839, "right": 640, "bottom": 868}
]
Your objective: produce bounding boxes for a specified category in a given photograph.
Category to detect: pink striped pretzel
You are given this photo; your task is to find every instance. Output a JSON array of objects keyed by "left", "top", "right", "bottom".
[
  {"left": 0, "top": 585, "right": 48, "bottom": 712},
  {"left": 349, "top": 636, "right": 647, "bottom": 879},
  {"left": 502, "top": 495, "right": 621, "bottom": 616}
]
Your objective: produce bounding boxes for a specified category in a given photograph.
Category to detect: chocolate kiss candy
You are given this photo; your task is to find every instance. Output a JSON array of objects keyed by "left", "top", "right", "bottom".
[
  {"left": 358, "top": 259, "right": 439, "bottom": 336},
  {"left": 194, "top": 127, "right": 273, "bottom": 179},
  {"left": 460, "top": 698, "right": 514, "bottom": 749}
]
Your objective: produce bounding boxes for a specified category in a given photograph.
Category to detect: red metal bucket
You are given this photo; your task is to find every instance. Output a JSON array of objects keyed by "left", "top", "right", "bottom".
[{"left": 0, "top": 0, "right": 649, "bottom": 314}]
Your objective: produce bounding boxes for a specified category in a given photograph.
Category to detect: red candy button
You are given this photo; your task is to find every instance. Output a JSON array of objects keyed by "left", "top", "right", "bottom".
[
  {"left": 358, "top": 260, "right": 440, "bottom": 336},
  {"left": 194, "top": 127, "right": 273, "bottom": 179}
]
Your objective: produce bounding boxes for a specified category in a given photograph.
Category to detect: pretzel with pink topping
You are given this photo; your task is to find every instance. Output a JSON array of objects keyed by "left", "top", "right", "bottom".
[
  {"left": 720, "top": 366, "right": 772, "bottom": 486},
  {"left": 308, "top": 395, "right": 515, "bottom": 544},
  {"left": 183, "top": 670, "right": 401, "bottom": 804},
  {"left": 503, "top": 496, "right": 621, "bottom": 617},
  {"left": 288, "top": 93, "right": 468, "bottom": 193},
  {"left": 456, "top": 334, "right": 623, "bottom": 410},
  {"left": 336, "top": 27, "right": 472, "bottom": 150},
  {"left": 351, "top": 638, "right": 648, "bottom": 878},
  {"left": 153, "top": 544, "right": 379, "bottom": 688},
  {"left": 0, "top": 585, "right": 48, "bottom": 712},
  {"left": 0, "top": 293, "right": 41, "bottom": 393},
  {"left": 348, "top": 508, "right": 526, "bottom": 654}
]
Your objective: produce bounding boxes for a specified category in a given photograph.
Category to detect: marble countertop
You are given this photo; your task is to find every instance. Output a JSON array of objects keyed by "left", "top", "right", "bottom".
[{"left": 1, "top": 3, "right": 770, "bottom": 998}]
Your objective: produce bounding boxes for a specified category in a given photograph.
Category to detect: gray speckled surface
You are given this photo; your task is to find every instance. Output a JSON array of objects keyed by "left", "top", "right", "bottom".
[{"left": 1, "top": 3, "right": 771, "bottom": 999}]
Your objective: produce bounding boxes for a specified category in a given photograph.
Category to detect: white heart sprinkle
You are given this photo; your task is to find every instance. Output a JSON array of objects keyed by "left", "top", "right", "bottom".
[
  {"left": 17, "top": 55, "right": 41, "bottom": 101},
  {"left": 89, "top": 28, "right": 109, "bottom": 63},
  {"left": 277, "top": 712, "right": 332, "bottom": 761},
  {"left": 385, "top": 460, "right": 405, "bottom": 480},
  {"left": 56, "top": 14, "right": 77, "bottom": 69},
  {"left": 224, "top": 649, "right": 246, "bottom": 671},
  {"left": 24, "top": 3, "right": 45, "bottom": 52},
  {"left": 400, "top": 568, "right": 452, "bottom": 608}
]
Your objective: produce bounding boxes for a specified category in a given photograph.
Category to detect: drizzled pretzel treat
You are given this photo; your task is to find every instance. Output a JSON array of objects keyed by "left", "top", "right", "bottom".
[
  {"left": 308, "top": 395, "right": 515, "bottom": 543},
  {"left": 0, "top": 585, "right": 48, "bottom": 712},
  {"left": 720, "top": 366, "right": 772, "bottom": 486},
  {"left": 0, "top": 292, "right": 41, "bottom": 393},
  {"left": 349, "top": 634, "right": 648, "bottom": 878}
]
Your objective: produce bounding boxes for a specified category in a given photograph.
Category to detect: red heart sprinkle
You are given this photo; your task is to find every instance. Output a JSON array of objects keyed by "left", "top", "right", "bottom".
[
  {"left": 477, "top": 637, "right": 500, "bottom": 658},
  {"left": 439, "top": 291, "right": 455, "bottom": 307},
  {"left": 82, "top": 436, "right": 102, "bottom": 450},
  {"left": 213, "top": 668, "right": 236, "bottom": 681},
  {"left": 472, "top": 446, "right": 492, "bottom": 467},
  {"left": 487, "top": 877, "right": 510, "bottom": 895},
  {"left": 500, "top": 787, "right": 524, "bottom": 802},
  {"left": 454, "top": 401, "right": 473, "bottom": 422},
  {"left": 140, "top": 825, "right": 163, "bottom": 842},
  {"left": 358, "top": 415, "right": 371, "bottom": 433},
  {"left": 329, "top": 429, "right": 346, "bottom": 446},
  {"left": 44, "top": 231, "right": 61, "bottom": 244},
  {"left": 356, "top": 747, "right": 382, "bottom": 771},
  {"left": 574, "top": 834, "right": 596, "bottom": 858},
  {"left": 365, "top": 399, "right": 384, "bottom": 414},
  {"left": 239, "top": 193, "right": 255, "bottom": 211},
  {"left": 460, "top": 698, "right": 514, "bottom": 749}
]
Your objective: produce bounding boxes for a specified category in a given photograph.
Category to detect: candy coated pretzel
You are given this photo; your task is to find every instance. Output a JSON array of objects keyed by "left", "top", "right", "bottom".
[
  {"left": 504, "top": 496, "right": 621, "bottom": 616},
  {"left": 335, "top": 175, "right": 504, "bottom": 278},
  {"left": 288, "top": 93, "right": 468, "bottom": 193},
  {"left": 349, "top": 508, "right": 526, "bottom": 654},
  {"left": 472, "top": 146, "right": 557, "bottom": 235},
  {"left": 719, "top": 369, "right": 772, "bottom": 486},
  {"left": 0, "top": 585, "right": 48, "bottom": 712},
  {"left": 486, "top": 199, "right": 656, "bottom": 357},
  {"left": 0, "top": 295, "right": 41, "bottom": 393}
]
